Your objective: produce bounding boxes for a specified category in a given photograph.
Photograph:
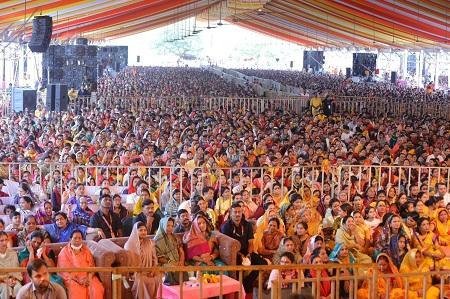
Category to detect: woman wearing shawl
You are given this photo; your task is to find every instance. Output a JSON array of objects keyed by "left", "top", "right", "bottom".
[
  {"left": 328, "top": 243, "right": 355, "bottom": 299},
  {"left": 400, "top": 248, "right": 431, "bottom": 297},
  {"left": 279, "top": 203, "right": 296, "bottom": 236},
  {"left": 357, "top": 253, "right": 403, "bottom": 299},
  {"left": 299, "top": 204, "right": 322, "bottom": 236},
  {"left": 267, "top": 251, "right": 299, "bottom": 290},
  {"left": 412, "top": 216, "right": 448, "bottom": 269},
  {"left": 334, "top": 216, "right": 372, "bottom": 264},
  {"left": 154, "top": 216, "right": 186, "bottom": 285},
  {"left": 434, "top": 208, "right": 450, "bottom": 246},
  {"left": 124, "top": 221, "right": 160, "bottom": 299},
  {"left": 34, "top": 201, "right": 54, "bottom": 225},
  {"left": 57, "top": 229, "right": 104, "bottom": 299},
  {"left": 352, "top": 211, "right": 371, "bottom": 254},
  {"left": 374, "top": 214, "right": 406, "bottom": 264},
  {"left": 182, "top": 213, "right": 225, "bottom": 270},
  {"left": 70, "top": 196, "right": 94, "bottom": 226}
]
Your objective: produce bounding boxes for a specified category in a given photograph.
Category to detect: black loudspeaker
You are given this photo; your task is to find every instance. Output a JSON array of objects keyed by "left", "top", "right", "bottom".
[
  {"left": 290, "top": 61, "right": 293, "bottom": 68},
  {"left": 346, "top": 67, "right": 352, "bottom": 78},
  {"left": 46, "top": 84, "right": 68, "bottom": 111},
  {"left": 12, "top": 88, "right": 37, "bottom": 112},
  {"left": 76, "top": 38, "right": 88, "bottom": 45},
  {"left": 137, "top": 55, "right": 140, "bottom": 63},
  {"left": 29, "top": 16, "right": 52, "bottom": 53},
  {"left": 391, "top": 71, "right": 397, "bottom": 84}
]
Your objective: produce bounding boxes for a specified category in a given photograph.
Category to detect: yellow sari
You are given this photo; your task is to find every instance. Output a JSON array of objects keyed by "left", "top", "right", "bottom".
[
  {"left": 435, "top": 208, "right": 450, "bottom": 244},
  {"left": 357, "top": 253, "right": 404, "bottom": 299},
  {"left": 400, "top": 249, "right": 430, "bottom": 295}
]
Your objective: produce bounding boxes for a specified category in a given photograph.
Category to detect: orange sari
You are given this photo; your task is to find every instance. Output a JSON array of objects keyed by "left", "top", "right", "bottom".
[{"left": 57, "top": 244, "right": 104, "bottom": 299}]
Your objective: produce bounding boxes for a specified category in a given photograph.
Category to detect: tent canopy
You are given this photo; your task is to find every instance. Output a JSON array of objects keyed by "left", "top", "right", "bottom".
[{"left": 0, "top": 0, "right": 449, "bottom": 49}]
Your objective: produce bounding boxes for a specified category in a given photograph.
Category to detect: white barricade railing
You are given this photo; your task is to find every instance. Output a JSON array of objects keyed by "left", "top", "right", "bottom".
[
  {"left": 333, "top": 99, "right": 450, "bottom": 119},
  {"left": 67, "top": 96, "right": 311, "bottom": 114},
  {"left": 66, "top": 95, "right": 450, "bottom": 119},
  {"left": 0, "top": 163, "right": 448, "bottom": 206}
]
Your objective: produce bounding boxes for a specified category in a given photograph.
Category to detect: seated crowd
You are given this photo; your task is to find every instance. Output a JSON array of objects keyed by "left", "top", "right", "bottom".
[
  {"left": 97, "top": 67, "right": 257, "bottom": 98},
  {"left": 0, "top": 67, "right": 448, "bottom": 299},
  {"left": 235, "top": 68, "right": 450, "bottom": 102}
]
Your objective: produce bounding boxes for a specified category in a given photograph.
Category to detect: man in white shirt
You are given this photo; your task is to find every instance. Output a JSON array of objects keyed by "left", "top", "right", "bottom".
[{"left": 437, "top": 183, "right": 450, "bottom": 205}]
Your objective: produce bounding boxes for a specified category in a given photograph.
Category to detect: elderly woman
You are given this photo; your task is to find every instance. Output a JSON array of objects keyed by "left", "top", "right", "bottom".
[
  {"left": 70, "top": 196, "right": 95, "bottom": 226},
  {"left": 125, "top": 222, "right": 160, "bottom": 299},
  {"left": 154, "top": 217, "right": 186, "bottom": 285},
  {"left": 57, "top": 229, "right": 104, "bottom": 299}
]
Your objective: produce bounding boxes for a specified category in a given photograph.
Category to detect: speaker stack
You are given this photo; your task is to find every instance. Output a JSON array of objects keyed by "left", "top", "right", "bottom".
[
  {"left": 12, "top": 88, "right": 37, "bottom": 112},
  {"left": 46, "top": 84, "right": 68, "bottom": 111},
  {"left": 28, "top": 16, "right": 53, "bottom": 53},
  {"left": 391, "top": 71, "right": 397, "bottom": 84}
]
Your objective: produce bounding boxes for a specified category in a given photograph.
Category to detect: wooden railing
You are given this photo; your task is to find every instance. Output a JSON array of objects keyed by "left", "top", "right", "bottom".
[{"left": 2, "top": 263, "right": 449, "bottom": 299}]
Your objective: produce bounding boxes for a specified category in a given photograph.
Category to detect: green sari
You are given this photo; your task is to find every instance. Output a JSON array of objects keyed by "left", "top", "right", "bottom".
[{"left": 154, "top": 216, "right": 187, "bottom": 285}]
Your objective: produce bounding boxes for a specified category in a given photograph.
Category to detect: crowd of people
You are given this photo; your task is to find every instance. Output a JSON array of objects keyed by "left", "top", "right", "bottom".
[
  {"left": 0, "top": 67, "right": 448, "bottom": 298},
  {"left": 236, "top": 68, "right": 450, "bottom": 103},
  {"left": 97, "top": 67, "right": 257, "bottom": 98}
]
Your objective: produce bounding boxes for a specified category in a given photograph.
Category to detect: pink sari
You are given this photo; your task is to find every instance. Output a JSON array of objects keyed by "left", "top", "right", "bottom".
[
  {"left": 182, "top": 215, "right": 211, "bottom": 260},
  {"left": 125, "top": 222, "right": 160, "bottom": 299}
]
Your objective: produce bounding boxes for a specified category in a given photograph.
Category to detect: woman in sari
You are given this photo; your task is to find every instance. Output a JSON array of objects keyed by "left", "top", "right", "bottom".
[
  {"left": 57, "top": 229, "right": 104, "bottom": 299},
  {"left": 16, "top": 215, "right": 46, "bottom": 247},
  {"left": 329, "top": 243, "right": 355, "bottom": 299},
  {"left": 267, "top": 251, "right": 299, "bottom": 290},
  {"left": 434, "top": 208, "right": 450, "bottom": 245},
  {"left": 412, "top": 216, "right": 450, "bottom": 269},
  {"left": 124, "top": 221, "right": 160, "bottom": 299},
  {"left": 357, "top": 253, "right": 403, "bottom": 299},
  {"left": 259, "top": 217, "right": 284, "bottom": 260},
  {"left": 70, "top": 196, "right": 95, "bottom": 226},
  {"left": 182, "top": 213, "right": 225, "bottom": 270},
  {"left": 254, "top": 202, "right": 285, "bottom": 253},
  {"left": 334, "top": 216, "right": 372, "bottom": 264},
  {"left": 308, "top": 253, "right": 332, "bottom": 299},
  {"left": 400, "top": 248, "right": 431, "bottom": 297},
  {"left": 154, "top": 216, "right": 186, "bottom": 285},
  {"left": 34, "top": 201, "right": 54, "bottom": 225},
  {"left": 290, "top": 221, "right": 311, "bottom": 256},
  {"left": 18, "top": 231, "right": 63, "bottom": 286},
  {"left": 272, "top": 237, "right": 302, "bottom": 265},
  {"left": 302, "top": 235, "right": 325, "bottom": 264},
  {"left": 299, "top": 204, "right": 322, "bottom": 236},
  {"left": 352, "top": 211, "right": 371, "bottom": 254},
  {"left": 374, "top": 214, "right": 407, "bottom": 264}
]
